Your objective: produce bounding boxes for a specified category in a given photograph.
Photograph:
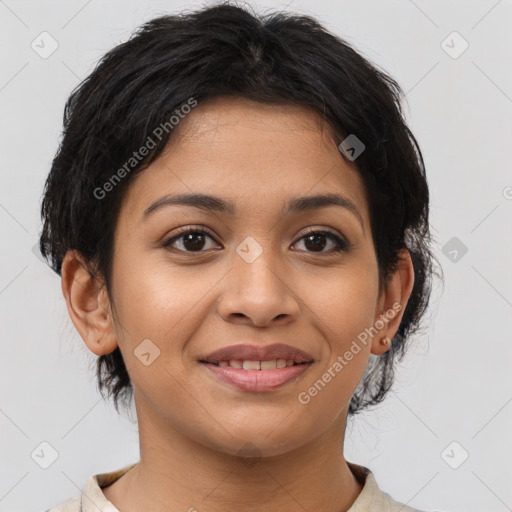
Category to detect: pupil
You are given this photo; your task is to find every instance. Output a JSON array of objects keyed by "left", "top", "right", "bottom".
[
  {"left": 305, "top": 233, "right": 326, "bottom": 252},
  {"left": 184, "top": 233, "right": 205, "bottom": 251}
]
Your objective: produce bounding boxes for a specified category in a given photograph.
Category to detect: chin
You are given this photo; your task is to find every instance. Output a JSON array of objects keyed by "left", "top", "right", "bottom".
[{"left": 199, "top": 422, "right": 311, "bottom": 460}]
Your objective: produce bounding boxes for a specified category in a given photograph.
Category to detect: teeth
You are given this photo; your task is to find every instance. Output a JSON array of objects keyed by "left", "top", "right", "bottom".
[
  {"left": 260, "top": 360, "right": 277, "bottom": 370},
  {"left": 242, "top": 360, "right": 260, "bottom": 370},
  {"left": 214, "top": 359, "right": 300, "bottom": 370}
]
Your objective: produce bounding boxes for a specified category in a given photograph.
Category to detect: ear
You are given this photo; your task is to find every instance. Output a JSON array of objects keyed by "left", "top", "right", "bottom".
[
  {"left": 371, "top": 248, "right": 415, "bottom": 355},
  {"left": 60, "top": 250, "right": 118, "bottom": 356}
]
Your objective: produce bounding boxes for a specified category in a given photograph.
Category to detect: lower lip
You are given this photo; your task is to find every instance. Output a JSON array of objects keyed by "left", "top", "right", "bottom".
[{"left": 201, "top": 362, "right": 312, "bottom": 392}]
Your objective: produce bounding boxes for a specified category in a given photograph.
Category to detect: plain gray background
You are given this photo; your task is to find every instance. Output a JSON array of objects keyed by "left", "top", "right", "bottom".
[{"left": 1, "top": 1, "right": 511, "bottom": 511}]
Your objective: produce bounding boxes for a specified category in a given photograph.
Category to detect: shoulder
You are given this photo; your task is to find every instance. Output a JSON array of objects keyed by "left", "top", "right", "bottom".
[
  {"left": 347, "top": 462, "right": 438, "bottom": 512},
  {"left": 360, "top": 473, "right": 427, "bottom": 511},
  {"left": 41, "top": 463, "right": 137, "bottom": 512}
]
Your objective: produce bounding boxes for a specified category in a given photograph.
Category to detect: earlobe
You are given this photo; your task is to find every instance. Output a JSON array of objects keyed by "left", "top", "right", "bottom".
[
  {"left": 61, "top": 250, "right": 118, "bottom": 356},
  {"left": 371, "top": 248, "right": 415, "bottom": 355}
]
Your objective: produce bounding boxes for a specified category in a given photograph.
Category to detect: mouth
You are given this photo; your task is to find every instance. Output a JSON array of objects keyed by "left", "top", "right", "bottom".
[
  {"left": 198, "top": 343, "right": 314, "bottom": 392},
  {"left": 201, "top": 359, "right": 306, "bottom": 369}
]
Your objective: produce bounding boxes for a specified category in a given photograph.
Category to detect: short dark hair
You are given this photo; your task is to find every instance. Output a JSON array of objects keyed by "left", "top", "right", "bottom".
[{"left": 39, "top": 1, "right": 441, "bottom": 416}]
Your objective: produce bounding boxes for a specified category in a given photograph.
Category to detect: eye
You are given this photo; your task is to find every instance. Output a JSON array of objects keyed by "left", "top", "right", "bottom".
[
  {"left": 161, "top": 226, "right": 349, "bottom": 255},
  {"left": 161, "top": 226, "right": 219, "bottom": 253},
  {"left": 292, "top": 229, "right": 348, "bottom": 254}
]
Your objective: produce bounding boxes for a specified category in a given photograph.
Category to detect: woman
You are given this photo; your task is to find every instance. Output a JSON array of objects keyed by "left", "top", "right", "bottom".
[{"left": 40, "top": 2, "right": 440, "bottom": 511}]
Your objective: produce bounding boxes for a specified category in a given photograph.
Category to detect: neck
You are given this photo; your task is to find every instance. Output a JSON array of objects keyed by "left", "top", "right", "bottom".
[{"left": 103, "top": 394, "right": 363, "bottom": 512}]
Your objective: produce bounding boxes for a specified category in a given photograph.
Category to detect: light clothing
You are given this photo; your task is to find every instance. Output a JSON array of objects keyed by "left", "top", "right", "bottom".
[{"left": 44, "top": 460, "right": 435, "bottom": 511}]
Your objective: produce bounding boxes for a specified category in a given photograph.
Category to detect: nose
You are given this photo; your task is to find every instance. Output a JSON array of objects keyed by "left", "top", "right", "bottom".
[{"left": 216, "top": 239, "right": 301, "bottom": 328}]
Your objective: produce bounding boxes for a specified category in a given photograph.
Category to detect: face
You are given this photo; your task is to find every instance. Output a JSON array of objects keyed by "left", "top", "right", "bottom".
[{"left": 68, "top": 96, "right": 407, "bottom": 458}]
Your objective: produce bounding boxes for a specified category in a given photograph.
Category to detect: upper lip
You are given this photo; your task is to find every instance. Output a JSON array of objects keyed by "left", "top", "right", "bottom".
[{"left": 200, "top": 343, "right": 314, "bottom": 364}]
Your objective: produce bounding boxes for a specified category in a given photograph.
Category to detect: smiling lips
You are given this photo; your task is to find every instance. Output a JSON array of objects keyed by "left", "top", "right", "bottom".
[{"left": 199, "top": 343, "right": 314, "bottom": 392}]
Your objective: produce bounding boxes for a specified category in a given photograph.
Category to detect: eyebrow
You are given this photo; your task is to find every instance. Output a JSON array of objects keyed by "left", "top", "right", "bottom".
[{"left": 142, "top": 192, "right": 364, "bottom": 231}]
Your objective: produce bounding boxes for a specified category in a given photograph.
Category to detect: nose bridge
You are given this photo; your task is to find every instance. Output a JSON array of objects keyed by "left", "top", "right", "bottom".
[
  {"left": 233, "top": 233, "right": 285, "bottom": 292},
  {"left": 216, "top": 232, "right": 300, "bottom": 325}
]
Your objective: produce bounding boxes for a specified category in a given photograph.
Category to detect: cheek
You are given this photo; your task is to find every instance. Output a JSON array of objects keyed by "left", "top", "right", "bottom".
[
  {"left": 298, "top": 256, "right": 379, "bottom": 401},
  {"left": 111, "top": 249, "right": 207, "bottom": 339},
  {"left": 109, "top": 256, "right": 210, "bottom": 412},
  {"left": 109, "top": 250, "right": 224, "bottom": 398},
  {"left": 311, "top": 258, "right": 379, "bottom": 347}
]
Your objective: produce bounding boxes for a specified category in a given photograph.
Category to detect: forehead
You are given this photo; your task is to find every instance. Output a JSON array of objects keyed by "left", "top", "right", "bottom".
[
  {"left": 175, "top": 95, "right": 333, "bottom": 138},
  {"left": 120, "top": 96, "right": 370, "bottom": 227}
]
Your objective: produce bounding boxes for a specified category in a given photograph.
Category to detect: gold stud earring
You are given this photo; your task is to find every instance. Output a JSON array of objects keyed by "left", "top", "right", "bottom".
[{"left": 380, "top": 336, "right": 390, "bottom": 346}]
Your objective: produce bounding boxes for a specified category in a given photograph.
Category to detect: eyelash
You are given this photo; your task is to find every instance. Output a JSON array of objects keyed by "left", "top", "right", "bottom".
[{"left": 161, "top": 226, "right": 349, "bottom": 255}]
